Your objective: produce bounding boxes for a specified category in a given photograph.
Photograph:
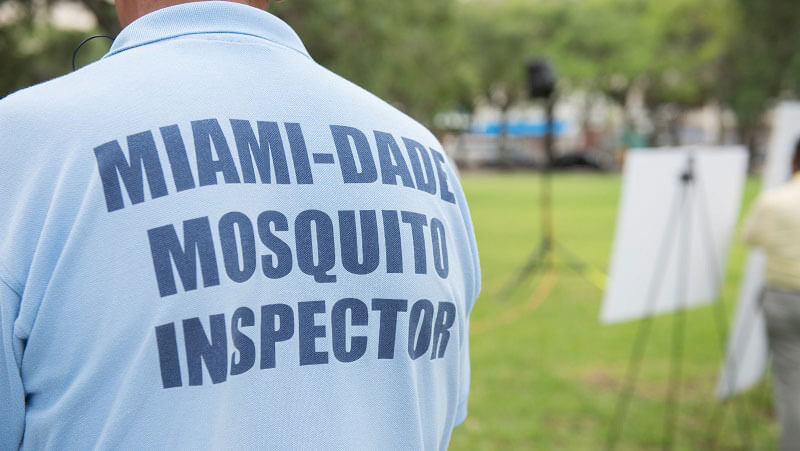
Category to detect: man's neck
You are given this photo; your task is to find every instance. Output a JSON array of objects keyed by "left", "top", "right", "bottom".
[{"left": 116, "top": 0, "right": 268, "bottom": 28}]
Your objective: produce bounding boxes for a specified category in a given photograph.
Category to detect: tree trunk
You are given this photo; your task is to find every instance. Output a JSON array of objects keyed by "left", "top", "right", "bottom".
[
  {"left": 737, "top": 121, "right": 760, "bottom": 173},
  {"left": 669, "top": 110, "right": 684, "bottom": 146},
  {"left": 580, "top": 95, "right": 594, "bottom": 152},
  {"left": 716, "top": 106, "right": 727, "bottom": 145},
  {"left": 497, "top": 104, "right": 511, "bottom": 168}
]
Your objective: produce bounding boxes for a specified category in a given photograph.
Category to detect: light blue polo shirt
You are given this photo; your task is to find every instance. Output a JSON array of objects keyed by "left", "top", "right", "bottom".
[{"left": 0, "top": 2, "right": 480, "bottom": 449}]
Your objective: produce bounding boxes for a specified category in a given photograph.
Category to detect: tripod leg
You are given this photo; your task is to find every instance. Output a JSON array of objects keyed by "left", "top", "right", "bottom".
[
  {"left": 606, "top": 181, "right": 685, "bottom": 451},
  {"left": 663, "top": 162, "right": 695, "bottom": 451},
  {"left": 554, "top": 240, "right": 607, "bottom": 290},
  {"left": 694, "top": 176, "right": 754, "bottom": 450},
  {"left": 709, "top": 295, "right": 763, "bottom": 449},
  {"left": 498, "top": 124, "right": 556, "bottom": 302},
  {"left": 663, "top": 307, "right": 687, "bottom": 451},
  {"left": 498, "top": 239, "right": 551, "bottom": 301}
]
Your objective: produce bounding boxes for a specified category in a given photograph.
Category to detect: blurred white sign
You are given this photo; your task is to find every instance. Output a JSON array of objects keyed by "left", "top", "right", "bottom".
[
  {"left": 717, "top": 102, "right": 800, "bottom": 398},
  {"left": 601, "top": 147, "right": 748, "bottom": 324}
]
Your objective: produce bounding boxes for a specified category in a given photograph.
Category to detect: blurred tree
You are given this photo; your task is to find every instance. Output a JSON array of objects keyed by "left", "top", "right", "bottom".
[
  {"left": 716, "top": 0, "right": 800, "bottom": 163},
  {"left": 458, "top": 0, "right": 568, "bottom": 164},
  {"left": 272, "top": 0, "right": 476, "bottom": 128},
  {"left": 547, "top": 0, "right": 651, "bottom": 148},
  {"left": 550, "top": 0, "right": 649, "bottom": 98},
  {"left": 0, "top": 0, "right": 108, "bottom": 98},
  {"left": 639, "top": 0, "right": 734, "bottom": 145},
  {"left": 0, "top": 1, "right": 35, "bottom": 95}
]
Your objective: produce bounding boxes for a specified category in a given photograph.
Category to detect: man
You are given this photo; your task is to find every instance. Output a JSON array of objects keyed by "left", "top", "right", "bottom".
[
  {"left": 0, "top": 1, "right": 480, "bottom": 448},
  {"left": 743, "top": 140, "right": 800, "bottom": 451}
]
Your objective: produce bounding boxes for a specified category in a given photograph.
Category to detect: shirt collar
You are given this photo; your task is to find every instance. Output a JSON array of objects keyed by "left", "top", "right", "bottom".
[{"left": 105, "top": 1, "right": 310, "bottom": 59}]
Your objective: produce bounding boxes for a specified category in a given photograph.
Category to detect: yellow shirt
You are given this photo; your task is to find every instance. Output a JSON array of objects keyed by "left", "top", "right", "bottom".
[{"left": 743, "top": 174, "right": 800, "bottom": 290}]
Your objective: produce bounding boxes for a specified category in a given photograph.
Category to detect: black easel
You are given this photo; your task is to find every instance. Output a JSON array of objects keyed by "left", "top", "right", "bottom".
[
  {"left": 604, "top": 152, "right": 752, "bottom": 450},
  {"left": 498, "top": 60, "right": 606, "bottom": 301}
]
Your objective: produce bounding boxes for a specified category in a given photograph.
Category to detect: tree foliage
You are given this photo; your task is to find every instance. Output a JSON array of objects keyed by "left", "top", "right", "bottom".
[
  {"left": 272, "top": 0, "right": 475, "bottom": 124},
  {"left": 0, "top": 0, "right": 110, "bottom": 97}
]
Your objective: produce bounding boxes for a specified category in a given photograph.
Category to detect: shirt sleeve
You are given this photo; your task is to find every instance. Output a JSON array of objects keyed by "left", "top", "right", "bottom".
[
  {"left": 0, "top": 275, "right": 25, "bottom": 449},
  {"left": 742, "top": 196, "right": 771, "bottom": 248}
]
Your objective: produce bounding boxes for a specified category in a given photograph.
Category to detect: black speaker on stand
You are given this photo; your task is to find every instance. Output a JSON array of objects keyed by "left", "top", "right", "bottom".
[{"left": 498, "top": 59, "right": 606, "bottom": 301}]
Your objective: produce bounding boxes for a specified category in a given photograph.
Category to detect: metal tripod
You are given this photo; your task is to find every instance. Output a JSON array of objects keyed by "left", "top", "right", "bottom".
[
  {"left": 498, "top": 97, "right": 606, "bottom": 301},
  {"left": 605, "top": 153, "right": 753, "bottom": 450}
]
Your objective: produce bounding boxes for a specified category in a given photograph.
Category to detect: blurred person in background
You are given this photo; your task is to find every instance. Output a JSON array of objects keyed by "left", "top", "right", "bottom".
[
  {"left": 0, "top": 0, "right": 480, "bottom": 448},
  {"left": 743, "top": 139, "right": 800, "bottom": 451}
]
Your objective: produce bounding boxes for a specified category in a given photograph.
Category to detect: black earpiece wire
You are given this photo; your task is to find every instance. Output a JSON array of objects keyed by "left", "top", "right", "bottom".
[{"left": 72, "top": 35, "right": 114, "bottom": 71}]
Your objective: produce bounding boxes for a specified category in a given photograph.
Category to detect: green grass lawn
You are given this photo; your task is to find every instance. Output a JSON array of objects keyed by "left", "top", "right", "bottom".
[{"left": 449, "top": 172, "right": 775, "bottom": 450}]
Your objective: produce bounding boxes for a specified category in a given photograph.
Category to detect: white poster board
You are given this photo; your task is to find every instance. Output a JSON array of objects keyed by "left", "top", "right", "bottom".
[
  {"left": 717, "top": 102, "right": 800, "bottom": 398},
  {"left": 601, "top": 147, "right": 748, "bottom": 324}
]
